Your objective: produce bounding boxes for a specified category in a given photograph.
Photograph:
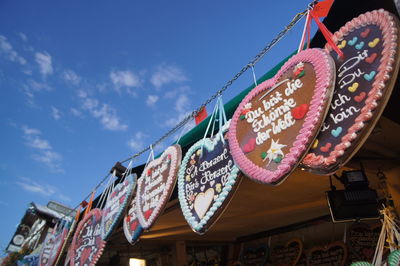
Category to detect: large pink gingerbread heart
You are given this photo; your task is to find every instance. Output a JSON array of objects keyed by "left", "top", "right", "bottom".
[
  {"left": 302, "top": 10, "right": 400, "bottom": 174},
  {"left": 136, "top": 144, "right": 182, "bottom": 229},
  {"left": 229, "top": 48, "right": 335, "bottom": 185}
]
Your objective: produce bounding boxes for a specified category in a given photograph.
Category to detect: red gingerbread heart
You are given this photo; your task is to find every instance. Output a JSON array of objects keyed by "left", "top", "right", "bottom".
[
  {"left": 365, "top": 53, "right": 377, "bottom": 64},
  {"left": 291, "top": 104, "right": 309, "bottom": 120},
  {"left": 360, "top": 28, "right": 371, "bottom": 38},
  {"left": 320, "top": 143, "right": 332, "bottom": 153},
  {"left": 242, "top": 138, "right": 256, "bottom": 153},
  {"left": 144, "top": 209, "right": 153, "bottom": 219},
  {"left": 130, "top": 221, "right": 138, "bottom": 231},
  {"left": 354, "top": 92, "right": 366, "bottom": 103}
]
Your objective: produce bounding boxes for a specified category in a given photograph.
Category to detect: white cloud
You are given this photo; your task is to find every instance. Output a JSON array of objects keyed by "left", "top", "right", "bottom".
[
  {"left": 16, "top": 178, "right": 71, "bottom": 202},
  {"left": 70, "top": 108, "right": 83, "bottom": 118},
  {"left": 18, "top": 32, "right": 28, "bottom": 42},
  {"left": 26, "top": 79, "right": 52, "bottom": 92},
  {"left": 22, "top": 79, "right": 52, "bottom": 107},
  {"left": 146, "top": 95, "right": 159, "bottom": 107},
  {"left": 32, "top": 150, "right": 62, "bottom": 166},
  {"left": 21, "top": 125, "right": 64, "bottom": 173},
  {"left": 51, "top": 106, "right": 61, "bottom": 120},
  {"left": 165, "top": 111, "right": 192, "bottom": 128},
  {"left": 16, "top": 178, "right": 56, "bottom": 197},
  {"left": 127, "top": 132, "right": 148, "bottom": 151},
  {"left": 110, "top": 70, "right": 141, "bottom": 95},
  {"left": 78, "top": 91, "right": 128, "bottom": 131},
  {"left": 28, "top": 137, "right": 51, "bottom": 150},
  {"left": 150, "top": 64, "right": 187, "bottom": 89},
  {"left": 35, "top": 51, "right": 53, "bottom": 76},
  {"left": 163, "top": 90, "right": 194, "bottom": 128},
  {"left": 63, "top": 70, "right": 80, "bottom": 85},
  {"left": 175, "top": 94, "right": 190, "bottom": 113},
  {"left": 0, "top": 35, "right": 26, "bottom": 65},
  {"left": 22, "top": 125, "right": 41, "bottom": 135},
  {"left": 58, "top": 194, "right": 71, "bottom": 202}
]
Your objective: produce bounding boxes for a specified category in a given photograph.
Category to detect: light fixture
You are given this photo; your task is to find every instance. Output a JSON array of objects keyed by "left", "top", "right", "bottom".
[
  {"left": 326, "top": 169, "right": 380, "bottom": 223},
  {"left": 129, "top": 258, "right": 146, "bottom": 266}
]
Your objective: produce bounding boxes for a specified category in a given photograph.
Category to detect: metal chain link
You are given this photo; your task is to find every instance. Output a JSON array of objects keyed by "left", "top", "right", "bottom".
[
  {"left": 67, "top": 0, "right": 319, "bottom": 215},
  {"left": 120, "top": 1, "right": 318, "bottom": 164}
]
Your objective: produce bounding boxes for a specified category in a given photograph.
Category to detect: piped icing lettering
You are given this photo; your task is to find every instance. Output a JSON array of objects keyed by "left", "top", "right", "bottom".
[
  {"left": 178, "top": 120, "right": 242, "bottom": 234},
  {"left": 303, "top": 10, "right": 400, "bottom": 173},
  {"left": 229, "top": 48, "right": 335, "bottom": 185}
]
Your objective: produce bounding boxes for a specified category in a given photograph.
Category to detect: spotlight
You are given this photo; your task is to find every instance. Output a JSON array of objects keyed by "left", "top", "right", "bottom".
[{"left": 326, "top": 170, "right": 380, "bottom": 223}]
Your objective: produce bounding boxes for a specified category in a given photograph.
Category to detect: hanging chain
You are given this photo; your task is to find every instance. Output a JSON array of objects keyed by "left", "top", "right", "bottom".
[
  {"left": 121, "top": 0, "right": 317, "bottom": 164},
  {"left": 67, "top": 0, "right": 320, "bottom": 216}
]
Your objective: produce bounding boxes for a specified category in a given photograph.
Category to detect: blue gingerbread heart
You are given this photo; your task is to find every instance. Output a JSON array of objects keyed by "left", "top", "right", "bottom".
[
  {"left": 364, "top": 71, "right": 376, "bottom": 81},
  {"left": 348, "top": 36, "right": 358, "bottom": 46},
  {"left": 355, "top": 41, "right": 365, "bottom": 50}
]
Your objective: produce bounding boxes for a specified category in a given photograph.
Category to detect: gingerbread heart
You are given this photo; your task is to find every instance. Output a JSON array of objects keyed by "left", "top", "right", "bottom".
[
  {"left": 240, "top": 244, "right": 269, "bottom": 265},
  {"left": 229, "top": 48, "right": 335, "bottom": 184},
  {"left": 123, "top": 189, "right": 143, "bottom": 245},
  {"left": 302, "top": 10, "right": 400, "bottom": 174},
  {"left": 270, "top": 238, "right": 303, "bottom": 266},
  {"left": 100, "top": 174, "right": 136, "bottom": 240},
  {"left": 71, "top": 209, "right": 106, "bottom": 266},
  {"left": 136, "top": 144, "right": 181, "bottom": 229},
  {"left": 178, "top": 120, "right": 242, "bottom": 234},
  {"left": 307, "top": 241, "right": 348, "bottom": 266},
  {"left": 348, "top": 223, "right": 381, "bottom": 262},
  {"left": 39, "top": 227, "right": 68, "bottom": 266}
]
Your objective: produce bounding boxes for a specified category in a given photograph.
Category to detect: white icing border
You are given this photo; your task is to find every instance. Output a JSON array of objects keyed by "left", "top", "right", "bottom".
[
  {"left": 178, "top": 120, "right": 240, "bottom": 233},
  {"left": 135, "top": 144, "right": 181, "bottom": 230}
]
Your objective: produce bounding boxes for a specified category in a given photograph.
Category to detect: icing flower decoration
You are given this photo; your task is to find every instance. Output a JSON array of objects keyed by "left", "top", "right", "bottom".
[
  {"left": 293, "top": 62, "right": 305, "bottom": 78},
  {"left": 263, "top": 139, "right": 286, "bottom": 164},
  {"left": 240, "top": 103, "right": 253, "bottom": 120},
  {"left": 196, "top": 149, "right": 202, "bottom": 156},
  {"left": 147, "top": 168, "right": 152, "bottom": 176},
  {"left": 185, "top": 175, "right": 191, "bottom": 182},
  {"left": 189, "top": 194, "right": 195, "bottom": 202},
  {"left": 215, "top": 183, "right": 222, "bottom": 193}
]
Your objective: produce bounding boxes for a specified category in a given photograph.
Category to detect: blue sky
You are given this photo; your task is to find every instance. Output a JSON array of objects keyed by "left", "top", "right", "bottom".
[{"left": 0, "top": 0, "right": 317, "bottom": 252}]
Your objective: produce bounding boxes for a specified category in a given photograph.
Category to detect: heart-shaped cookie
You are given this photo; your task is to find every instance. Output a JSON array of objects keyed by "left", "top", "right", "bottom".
[
  {"left": 348, "top": 223, "right": 381, "bottom": 262},
  {"left": 39, "top": 227, "right": 68, "bottom": 266},
  {"left": 71, "top": 208, "right": 106, "bottom": 266},
  {"left": 178, "top": 120, "right": 242, "bottom": 234},
  {"left": 302, "top": 10, "right": 400, "bottom": 174},
  {"left": 229, "top": 48, "right": 335, "bottom": 184},
  {"left": 123, "top": 189, "right": 144, "bottom": 245},
  {"left": 240, "top": 244, "right": 269, "bottom": 265},
  {"left": 270, "top": 238, "right": 303, "bottom": 266},
  {"left": 307, "top": 241, "right": 348, "bottom": 266},
  {"left": 136, "top": 144, "right": 181, "bottom": 229},
  {"left": 100, "top": 174, "right": 136, "bottom": 240}
]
